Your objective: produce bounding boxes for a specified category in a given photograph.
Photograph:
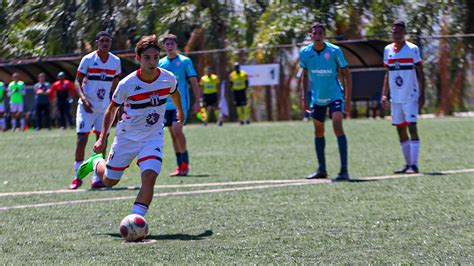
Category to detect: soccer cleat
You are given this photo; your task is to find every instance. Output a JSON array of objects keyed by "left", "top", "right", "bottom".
[
  {"left": 170, "top": 166, "right": 181, "bottom": 177},
  {"left": 394, "top": 165, "right": 410, "bottom": 174},
  {"left": 68, "top": 178, "right": 83, "bottom": 190},
  {"left": 305, "top": 171, "right": 328, "bottom": 179},
  {"left": 91, "top": 180, "right": 106, "bottom": 189},
  {"left": 77, "top": 153, "right": 104, "bottom": 180},
  {"left": 332, "top": 172, "right": 350, "bottom": 182},
  {"left": 406, "top": 165, "right": 419, "bottom": 174},
  {"left": 179, "top": 162, "right": 189, "bottom": 176}
]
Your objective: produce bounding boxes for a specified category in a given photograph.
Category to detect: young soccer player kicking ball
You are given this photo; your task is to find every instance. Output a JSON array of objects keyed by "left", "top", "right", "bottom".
[
  {"left": 76, "top": 35, "right": 183, "bottom": 218},
  {"left": 381, "top": 20, "right": 425, "bottom": 174},
  {"left": 299, "top": 22, "right": 353, "bottom": 181}
]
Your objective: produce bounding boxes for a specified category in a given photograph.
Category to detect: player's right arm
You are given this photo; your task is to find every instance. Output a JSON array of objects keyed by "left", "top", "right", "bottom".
[
  {"left": 93, "top": 102, "right": 119, "bottom": 154},
  {"left": 298, "top": 48, "right": 310, "bottom": 113},
  {"left": 381, "top": 71, "right": 390, "bottom": 109},
  {"left": 75, "top": 73, "right": 93, "bottom": 113}
]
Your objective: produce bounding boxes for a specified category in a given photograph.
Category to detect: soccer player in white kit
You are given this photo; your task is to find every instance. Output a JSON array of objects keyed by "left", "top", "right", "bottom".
[
  {"left": 69, "top": 31, "right": 122, "bottom": 189},
  {"left": 76, "top": 35, "right": 183, "bottom": 218},
  {"left": 381, "top": 21, "right": 426, "bottom": 174}
]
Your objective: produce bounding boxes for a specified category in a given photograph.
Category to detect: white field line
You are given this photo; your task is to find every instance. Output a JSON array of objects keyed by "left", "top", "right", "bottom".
[
  {"left": 0, "top": 181, "right": 327, "bottom": 211},
  {"left": 2, "top": 168, "right": 474, "bottom": 198},
  {"left": 0, "top": 179, "right": 307, "bottom": 197},
  {"left": 0, "top": 168, "right": 473, "bottom": 212}
]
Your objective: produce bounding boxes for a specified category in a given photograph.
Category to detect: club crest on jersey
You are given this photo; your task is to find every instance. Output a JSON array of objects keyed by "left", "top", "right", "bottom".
[
  {"left": 100, "top": 71, "right": 107, "bottom": 80},
  {"left": 97, "top": 88, "right": 106, "bottom": 100},
  {"left": 394, "top": 62, "right": 401, "bottom": 70},
  {"left": 175, "top": 61, "right": 181, "bottom": 67},
  {"left": 395, "top": 76, "right": 404, "bottom": 87},
  {"left": 150, "top": 94, "right": 160, "bottom": 106},
  {"left": 145, "top": 111, "right": 160, "bottom": 126},
  {"left": 324, "top": 53, "right": 331, "bottom": 60}
]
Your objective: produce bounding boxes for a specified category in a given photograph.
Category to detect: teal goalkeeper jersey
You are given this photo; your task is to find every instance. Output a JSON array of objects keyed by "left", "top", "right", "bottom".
[
  {"left": 299, "top": 42, "right": 348, "bottom": 106},
  {"left": 158, "top": 54, "right": 197, "bottom": 111}
]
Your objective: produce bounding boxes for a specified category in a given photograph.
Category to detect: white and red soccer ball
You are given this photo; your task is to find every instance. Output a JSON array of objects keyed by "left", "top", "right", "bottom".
[{"left": 119, "top": 214, "right": 149, "bottom": 242}]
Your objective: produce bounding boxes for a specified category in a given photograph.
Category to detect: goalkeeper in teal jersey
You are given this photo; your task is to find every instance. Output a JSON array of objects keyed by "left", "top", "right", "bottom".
[{"left": 299, "top": 22, "right": 353, "bottom": 181}]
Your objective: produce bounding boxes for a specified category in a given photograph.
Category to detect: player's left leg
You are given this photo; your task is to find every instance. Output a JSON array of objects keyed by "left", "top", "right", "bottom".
[
  {"left": 405, "top": 101, "right": 420, "bottom": 174},
  {"left": 170, "top": 121, "right": 188, "bottom": 175},
  {"left": 91, "top": 114, "right": 108, "bottom": 187},
  {"left": 132, "top": 139, "right": 162, "bottom": 216}
]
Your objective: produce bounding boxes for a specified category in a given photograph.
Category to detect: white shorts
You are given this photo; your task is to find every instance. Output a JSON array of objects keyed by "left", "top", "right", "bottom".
[
  {"left": 76, "top": 103, "right": 104, "bottom": 134},
  {"left": 105, "top": 136, "right": 164, "bottom": 180},
  {"left": 9, "top": 103, "right": 24, "bottom": 113},
  {"left": 0, "top": 104, "right": 4, "bottom": 113},
  {"left": 391, "top": 101, "right": 418, "bottom": 126}
]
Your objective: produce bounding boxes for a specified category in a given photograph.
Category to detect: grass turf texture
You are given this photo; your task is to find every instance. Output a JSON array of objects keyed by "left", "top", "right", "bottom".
[{"left": 0, "top": 117, "right": 473, "bottom": 263}]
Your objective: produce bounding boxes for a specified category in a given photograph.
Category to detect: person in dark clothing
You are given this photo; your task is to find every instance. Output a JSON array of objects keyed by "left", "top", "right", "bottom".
[
  {"left": 50, "top": 72, "right": 75, "bottom": 129},
  {"left": 34, "top": 73, "right": 51, "bottom": 130}
]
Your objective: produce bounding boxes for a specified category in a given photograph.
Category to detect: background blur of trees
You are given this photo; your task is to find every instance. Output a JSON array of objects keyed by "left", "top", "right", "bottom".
[{"left": 0, "top": 0, "right": 472, "bottom": 117}]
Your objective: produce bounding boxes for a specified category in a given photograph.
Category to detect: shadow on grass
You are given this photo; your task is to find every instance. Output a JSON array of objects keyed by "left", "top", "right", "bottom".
[
  {"left": 175, "top": 174, "right": 212, "bottom": 178},
  {"left": 106, "top": 229, "right": 213, "bottom": 241}
]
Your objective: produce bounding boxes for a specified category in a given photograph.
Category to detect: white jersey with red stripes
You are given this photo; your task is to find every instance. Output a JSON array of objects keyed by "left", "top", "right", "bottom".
[
  {"left": 77, "top": 51, "right": 122, "bottom": 112},
  {"left": 383, "top": 41, "right": 422, "bottom": 103},
  {"left": 112, "top": 68, "right": 177, "bottom": 142}
]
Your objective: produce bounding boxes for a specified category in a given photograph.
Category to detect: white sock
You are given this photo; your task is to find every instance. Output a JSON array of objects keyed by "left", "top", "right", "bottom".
[
  {"left": 92, "top": 158, "right": 105, "bottom": 182},
  {"left": 11, "top": 119, "right": 16, "bottom": 130},
  {"left": 74, "top": 161, "right": 83, "bottom": 178},
  {"left": 131, "top": 202, "right": 149, "bottom": 217},
  {"left": 400, "top": 140, "right": 411, "bottom": 166},
  {"left": 410, "top": 140, "right": 420, "bottom": 167},
  {"left": 20, "top": 118, "right": 25, "bottom": 130}
]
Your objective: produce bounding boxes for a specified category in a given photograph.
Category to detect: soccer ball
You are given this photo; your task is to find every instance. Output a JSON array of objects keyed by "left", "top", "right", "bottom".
[{"left": 119, "top": 214, "right": 149, "bottom": 242}]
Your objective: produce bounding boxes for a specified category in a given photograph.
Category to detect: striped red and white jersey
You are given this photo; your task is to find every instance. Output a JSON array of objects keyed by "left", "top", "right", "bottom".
[
  {"left": 383, "top": 41, "right": 422, "bottom": 103},
  {"left": 112, "top": 68, "right": 177, "bottom": 142},
  {"left": 77, "top": 51, "right": 122, "bottom": 112}
]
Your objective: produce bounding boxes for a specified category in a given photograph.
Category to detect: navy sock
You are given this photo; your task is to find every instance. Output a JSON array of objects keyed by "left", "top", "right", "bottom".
[
  {"left": 337, "top": 135, "right": 348, "bottom": 173},
  {"left": 182, "top": 150, "right": 189, "bottom": 164},
  {"left": 315, "top": 137, "right": 326, "bottom": 172},
  {"left": 176, "top": 153, "right": 182, "bottom": 167}
]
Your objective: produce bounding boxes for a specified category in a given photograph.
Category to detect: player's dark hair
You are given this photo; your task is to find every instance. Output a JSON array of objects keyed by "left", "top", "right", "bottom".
[
  {"left": 162, "top": 34, "right": 178, "bottom": 44},
  {"left": 392, "top": 20, "right": 406, "bottom": 29},
  {"left": 135, "top": 35, "right": 160, "bottom": 56},
  {"left": 311, "top": 22, "right": 326, "bottom": 33},
  {"left": 95, "top": 31, "right": 112, "bottom": 40}
]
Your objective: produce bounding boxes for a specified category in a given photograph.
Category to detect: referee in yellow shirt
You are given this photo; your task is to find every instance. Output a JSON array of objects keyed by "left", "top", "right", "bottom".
[
  {"left": 229, "top": 63, "right": 250, "bottom": 125},
  {"left": 200, "top": 66, "right": 222, "bottom": 126}
]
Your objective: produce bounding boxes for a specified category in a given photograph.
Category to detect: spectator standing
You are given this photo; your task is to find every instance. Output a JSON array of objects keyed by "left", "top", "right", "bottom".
[
  {"left": 7, "top": 72, "right": 26, "bottom": 131},
  {"left": 50, "top": 72, "right": 75, "bottom": 129},
  {"left": 34, "top": 73, "right": 51, "bottom": 130}
]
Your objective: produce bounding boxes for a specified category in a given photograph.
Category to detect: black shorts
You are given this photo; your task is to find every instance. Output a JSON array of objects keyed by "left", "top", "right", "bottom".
[
  {"left": 203, "top": 93, "right": 218, "bottom": 108},
  {"left": 311, "top": 99, "right": 344, "bottom": 123},
  {"left": 163, "top": 109, "right": 177, "bottom": 127},
  {"left": 233, "top": 90, "right": 247, "bottom": 106}
]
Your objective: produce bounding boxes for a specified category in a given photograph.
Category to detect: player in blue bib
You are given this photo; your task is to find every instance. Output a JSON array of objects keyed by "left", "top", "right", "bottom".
[
  {"left": 299, "top": 22, "right": 352, "bottom": 181},
  {"left": 158, "top": 34, "right": 201, "bottom": 177}
]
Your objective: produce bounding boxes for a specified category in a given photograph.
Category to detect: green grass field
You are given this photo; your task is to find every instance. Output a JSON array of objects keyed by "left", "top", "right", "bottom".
[{"left": 0, "top": 117, "right": 473, "bottom": 263}]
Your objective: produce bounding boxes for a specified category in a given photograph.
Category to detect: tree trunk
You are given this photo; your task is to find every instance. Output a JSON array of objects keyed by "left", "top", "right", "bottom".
[{"left": 438, "top": 19, "right": 453, "bottom": 115}]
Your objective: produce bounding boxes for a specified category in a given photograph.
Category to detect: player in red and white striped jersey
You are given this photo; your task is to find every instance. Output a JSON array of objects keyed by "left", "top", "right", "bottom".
[
  {"left": 69, "top": 31, "right": 122, "bottom": 189},
  {"left": 381, "top": 21, "right": 426, "bottom": 174},
  {"left": 74, "top": 35, "right": 183, "bottom": 218}
]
